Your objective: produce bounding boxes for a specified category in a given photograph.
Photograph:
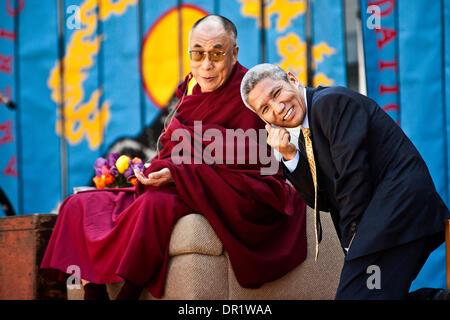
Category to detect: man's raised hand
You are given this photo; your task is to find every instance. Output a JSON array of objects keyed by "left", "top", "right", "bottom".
[{"left": 265, "top": 124, "right": 297, "bottom": 161}]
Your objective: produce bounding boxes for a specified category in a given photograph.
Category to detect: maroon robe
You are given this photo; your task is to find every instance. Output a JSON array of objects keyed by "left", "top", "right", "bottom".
[{"left": 40, "top": 62, "right": 307, "bottom": 298}]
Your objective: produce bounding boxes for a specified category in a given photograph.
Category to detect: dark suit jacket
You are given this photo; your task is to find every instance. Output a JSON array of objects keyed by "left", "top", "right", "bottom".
[{"left": 282, "top": 86, "right": 450, "bottom": 261}]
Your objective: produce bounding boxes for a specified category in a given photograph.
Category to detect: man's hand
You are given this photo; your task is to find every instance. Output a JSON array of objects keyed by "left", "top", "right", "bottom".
[
  {"left": 134, "top": 168, "right": 174, "bottom": 187},
  {"left": 265, "top": 124, "right": 298, "bottom": 161}
]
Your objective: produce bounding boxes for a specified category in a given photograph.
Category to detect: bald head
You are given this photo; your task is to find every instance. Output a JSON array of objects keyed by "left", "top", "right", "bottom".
[{"left": 190, "top": 15, "right": 237, "bottom": 45}]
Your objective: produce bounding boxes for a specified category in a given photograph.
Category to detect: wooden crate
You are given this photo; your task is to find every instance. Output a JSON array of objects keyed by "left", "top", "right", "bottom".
[{"left": 0, "top": 214, "right": 66, "bottom": 300}]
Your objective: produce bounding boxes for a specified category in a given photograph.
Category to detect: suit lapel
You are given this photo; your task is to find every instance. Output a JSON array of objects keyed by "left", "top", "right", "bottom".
[
  {"left": 305, "top": 87, "right": 315, "bottom": 126},
  {"left": 297, "top": 87, "right": 316, "bottom": 147}
]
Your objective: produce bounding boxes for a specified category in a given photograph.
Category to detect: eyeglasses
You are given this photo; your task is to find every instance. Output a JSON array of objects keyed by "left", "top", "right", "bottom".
[{"left": 188, "top": 47, "right": 235, "bottom": 63}]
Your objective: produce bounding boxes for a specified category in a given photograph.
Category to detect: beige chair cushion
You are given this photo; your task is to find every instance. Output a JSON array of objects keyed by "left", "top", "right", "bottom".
[
  {"left": 106, "top": 254, "right": 229, "bottom": 300},
  {"left": 169, "top": 213, "right": 223, "bottom": 256},
  {"left": 142, "top": 254, "right": 228, "bottom": 300}
]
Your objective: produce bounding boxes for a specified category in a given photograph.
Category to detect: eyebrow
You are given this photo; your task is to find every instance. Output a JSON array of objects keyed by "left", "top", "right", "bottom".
[{"left": 191, "top": 43, "right": 224, "bottom": 49}]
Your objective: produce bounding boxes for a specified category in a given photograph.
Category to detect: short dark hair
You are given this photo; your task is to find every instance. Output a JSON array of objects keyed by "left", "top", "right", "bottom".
[
  {"left": 240, "top": 64, "right": 289, "bottom": 110},
  {"left": 191, "top": 14, "right": 237, "bottom": 44}
]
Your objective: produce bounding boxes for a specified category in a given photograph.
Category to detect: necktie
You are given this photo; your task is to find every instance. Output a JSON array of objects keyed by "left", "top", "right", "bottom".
[{"left": 301, "top": 127, "right": 322, "bottom": 261}]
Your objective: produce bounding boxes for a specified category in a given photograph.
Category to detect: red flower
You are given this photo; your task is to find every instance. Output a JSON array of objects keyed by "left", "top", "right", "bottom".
[
  {"left": 129, "top": 177, "right": 138, "bottom": 186},
  {"left": 104, "top": 173, "right": 114, "bottom": 185}
]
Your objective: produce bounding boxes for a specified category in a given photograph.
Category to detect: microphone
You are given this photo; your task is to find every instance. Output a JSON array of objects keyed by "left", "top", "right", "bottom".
[{"left": 0, "top": 92, "right": 17, "bottom": 110}]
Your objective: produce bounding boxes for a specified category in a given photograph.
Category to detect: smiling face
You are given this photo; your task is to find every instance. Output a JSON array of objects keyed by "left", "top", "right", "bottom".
[
  {"left": 246, "top": 72, "right": 307, "bottom": 128},
  {"left": 188, "top": 19, "right": 239, "bottom": 93}
]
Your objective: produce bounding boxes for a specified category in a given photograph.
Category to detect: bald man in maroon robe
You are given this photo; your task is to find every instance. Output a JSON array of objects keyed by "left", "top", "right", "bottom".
[{"left": 41, "top": 15, "right": 308, "bottom": 300}]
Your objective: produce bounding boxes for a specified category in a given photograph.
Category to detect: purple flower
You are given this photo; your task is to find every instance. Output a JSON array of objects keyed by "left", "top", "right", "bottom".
[
  {"left": 108, "top": 152, "right": 119, "bottom": 167},
  {"left": 109, "top": 165, "right": 119, "bottom": 177},
  {"left": 131, "top": 161, "right": 144, "bottom": 173},
  {"left": 94, "top": 157, "right": 108, "bottom": 176},
  {"left": 124, "top": 166, "right": 134, "bottom": 180}
]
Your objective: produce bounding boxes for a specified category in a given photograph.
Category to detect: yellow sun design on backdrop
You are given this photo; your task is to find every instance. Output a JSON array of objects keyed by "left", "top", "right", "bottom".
[{"left": 141, "top": 5, "right": 207, "bottom": 108}]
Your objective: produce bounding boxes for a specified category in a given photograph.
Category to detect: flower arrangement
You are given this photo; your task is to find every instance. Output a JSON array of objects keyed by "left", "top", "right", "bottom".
[{"left": 93, "top": 152, "right": 145, "bottom": 189}]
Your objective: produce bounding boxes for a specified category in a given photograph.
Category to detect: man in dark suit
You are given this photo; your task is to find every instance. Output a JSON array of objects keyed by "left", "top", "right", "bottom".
[{"left": 240, "top": 63, "right": 450, "bottom": 299}]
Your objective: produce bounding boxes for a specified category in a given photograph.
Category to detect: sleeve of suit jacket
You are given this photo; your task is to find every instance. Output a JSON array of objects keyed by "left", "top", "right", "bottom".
[{"left": 311, "top": 91, "right": 373, "bottom": 245}]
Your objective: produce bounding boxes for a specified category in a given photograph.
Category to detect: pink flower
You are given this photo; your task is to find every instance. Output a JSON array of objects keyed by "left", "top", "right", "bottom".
[
  {"left": 101, "top": 165, "right": 110, "bottom": 176},
  {"left": 94, "top": 157, "right": 108, "bottom": 177}
]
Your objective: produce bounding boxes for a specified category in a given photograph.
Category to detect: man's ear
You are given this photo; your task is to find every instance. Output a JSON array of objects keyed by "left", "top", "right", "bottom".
[
  {"left": 287, "top": 72, "right": 299, "bottom": 86},
  {"left": 233, "top": 45, "right": 239, "bottom": 62}
]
